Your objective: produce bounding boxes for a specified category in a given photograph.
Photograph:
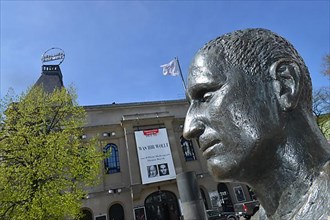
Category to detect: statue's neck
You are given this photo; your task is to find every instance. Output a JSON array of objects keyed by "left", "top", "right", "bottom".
[
  {"left": 262, "top": 161, "right": 330, "bottom": 219},
  {"left": 246, "top": 112, "right": 330, "bottom": 217},
  {"left": 251, "top": 152, "right": 314, "bottom": 217}
]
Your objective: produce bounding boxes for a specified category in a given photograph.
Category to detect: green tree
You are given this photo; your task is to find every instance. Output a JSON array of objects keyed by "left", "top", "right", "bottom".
[
  {"left": 321, "top": 54, "right": 330, "bottom": 77},
  {"left": 313, "top": 87, "right": 330, "bottom": 139},
  {"left": 313, "top": 54, "right": 330, "bottom": 139},
  {"left": 0, "top": 86, "right": 101, "bottom": 220}
]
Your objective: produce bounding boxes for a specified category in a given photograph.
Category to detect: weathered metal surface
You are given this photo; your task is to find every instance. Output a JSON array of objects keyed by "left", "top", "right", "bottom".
[{"left": 183, "top": 28, "right": 330, "bottom": 219}]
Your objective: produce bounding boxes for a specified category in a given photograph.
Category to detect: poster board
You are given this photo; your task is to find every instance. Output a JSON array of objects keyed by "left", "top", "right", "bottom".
[
  {"left": 134, "top": 128, "right": 176, "bottom": 184},
  {"left": 234, "top": 186, "right": 246, "bottom": 202},
  {"left": 209, "top": 191, "right": 221, "bottom": 208},
  {"left": 95, "top": 215, "right": 106, "bottom": 220},
  {"left": 134, "top": 207, "right": 146, "bottom": 220}
]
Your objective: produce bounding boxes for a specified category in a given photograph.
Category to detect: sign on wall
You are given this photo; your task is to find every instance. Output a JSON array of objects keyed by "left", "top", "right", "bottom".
[
  {"left": 234, "top": 186, "right": 246, "bottom": 202},
  {"left": 134, "top": 207, "right": 146, "bottom": 220},
  {"left": 209, "top": 191, "right": 221, "bottom": 208},
  {"left": 134, "top": 128, "right": 176, "bottom": 184},
  {"left": 95, "top": 215, "right": 106, "bottom": 220}
]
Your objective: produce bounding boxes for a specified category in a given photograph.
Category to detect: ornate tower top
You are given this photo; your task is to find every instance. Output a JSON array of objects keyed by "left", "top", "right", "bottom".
[{"left": 34, "top": 48, "right": 65, "bottom": 93}]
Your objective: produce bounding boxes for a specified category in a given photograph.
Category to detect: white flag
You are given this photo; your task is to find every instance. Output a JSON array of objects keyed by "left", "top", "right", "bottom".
[{"left": 160, "top": 59, "right": 180, "bottom": 76}]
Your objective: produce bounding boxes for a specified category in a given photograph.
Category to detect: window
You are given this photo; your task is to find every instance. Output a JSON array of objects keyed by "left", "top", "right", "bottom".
[
  {"left": 104, "top": 143, "right": 120, "bottom": 174},
  {"left": 79, "top": 209, "right": 93, "bottom": 220},
  {"left": 180, "top": 135, "right": 196, "bottom": 161}
]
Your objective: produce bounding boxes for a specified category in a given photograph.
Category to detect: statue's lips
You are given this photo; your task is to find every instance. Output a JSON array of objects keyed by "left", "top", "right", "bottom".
[{"left": 200, "top": 140, "right": 222, "bottom": 158}]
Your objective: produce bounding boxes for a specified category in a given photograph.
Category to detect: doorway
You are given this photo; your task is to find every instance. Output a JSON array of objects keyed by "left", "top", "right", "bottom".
[
  {"left": 218, "top": 183, "right": 234, "bottom": 212},
  {"left": 145, "top": 190, "right": 180, "bottom": 220},
  {"left": 108, "top": 203, "right": 124, "bottom": 220}
]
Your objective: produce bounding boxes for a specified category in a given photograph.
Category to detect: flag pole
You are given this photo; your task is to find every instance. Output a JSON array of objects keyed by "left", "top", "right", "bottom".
[{"left": 175, "top": 57, "right": 187, "bottom": 91}]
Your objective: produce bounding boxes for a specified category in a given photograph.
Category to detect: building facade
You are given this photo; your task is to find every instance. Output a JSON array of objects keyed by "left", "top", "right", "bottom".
[
  {"left": 33, "top": 64, "right": 257, "bottom": 220},
  {"left": 80, "top": 100, "right": 257, "bottom": 220}
]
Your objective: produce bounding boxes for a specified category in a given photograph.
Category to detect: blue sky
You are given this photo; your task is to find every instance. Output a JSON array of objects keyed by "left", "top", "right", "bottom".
[{"left": 1, "top": 1, "right": 329, "bottom": 106}]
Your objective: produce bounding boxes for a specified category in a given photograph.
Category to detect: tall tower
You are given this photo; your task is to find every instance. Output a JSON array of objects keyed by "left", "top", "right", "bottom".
[
  {"left": 34, "top": 47, "right": 65, "bottom": 92},
  {"left": 34, "top": 65, "right": 64, "bottom": 93}
]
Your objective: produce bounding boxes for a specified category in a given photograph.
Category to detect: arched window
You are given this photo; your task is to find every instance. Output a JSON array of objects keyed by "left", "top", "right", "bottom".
[
  {"left": 104, "top": 143, "right": 120, "bottom": 174},
  {"left": 180, "top": 135, "right": 196, "bottom": 161},
  {"left": 79, "top": 209, "right": 93, "bottom": 220}
]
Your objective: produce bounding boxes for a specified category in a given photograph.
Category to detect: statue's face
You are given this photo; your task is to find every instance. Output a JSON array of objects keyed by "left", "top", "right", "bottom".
[{"left": 184, "top": 52, "right": 283, "bottom": 181}]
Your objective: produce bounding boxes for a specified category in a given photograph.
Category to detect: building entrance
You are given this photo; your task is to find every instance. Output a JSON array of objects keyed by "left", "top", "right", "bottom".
[{"left": 145, "top": 190, "right": 180, "bottom": 220}]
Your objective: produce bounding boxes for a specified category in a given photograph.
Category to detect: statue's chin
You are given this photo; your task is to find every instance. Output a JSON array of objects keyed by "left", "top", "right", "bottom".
[{"left": 207, "top": 158, "right": 237, "bottom": 182}]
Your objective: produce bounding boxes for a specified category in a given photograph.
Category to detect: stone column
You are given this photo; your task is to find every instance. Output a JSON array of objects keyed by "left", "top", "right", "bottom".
[{"left": 177, "top": 171, "right": 208, "bottom": 220}]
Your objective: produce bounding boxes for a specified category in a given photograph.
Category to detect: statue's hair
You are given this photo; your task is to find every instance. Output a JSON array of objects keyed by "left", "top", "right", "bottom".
[{"left": 198, "top": 28, "right": 312, "bottom": 111}]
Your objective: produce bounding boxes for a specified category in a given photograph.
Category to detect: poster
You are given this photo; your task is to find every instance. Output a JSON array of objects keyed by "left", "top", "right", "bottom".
[
  {"left": 134, "top": 128, "right": 176, "bottom": 184},
  {"left": 234, "top": 186, "right": 246, "bottom": 202},
  {"left": 134, "top": 207, "right": 146, "bottom": 220},
  {"left": 95, "top": 215, "right": 106, "bottom": 220},
  {"left": 209, "top": 191, "right": 221, "bottom": 208}
]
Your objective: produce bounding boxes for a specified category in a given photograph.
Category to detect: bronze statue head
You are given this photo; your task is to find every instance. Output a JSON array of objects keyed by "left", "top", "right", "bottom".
[
  {"left": 183, "top": 28, "right": 330, "bottom": 219},
  {"left": 184, "top": 28, "right": 314, "bottom": 181}
]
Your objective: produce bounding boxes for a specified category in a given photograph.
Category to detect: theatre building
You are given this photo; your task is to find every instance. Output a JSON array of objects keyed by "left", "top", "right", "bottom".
[
  {"left": 34, "top": 63, "right": 258, "bottom": 220},
  {"left": 80, "top": 100, "right": 258, "bottom": 220}
]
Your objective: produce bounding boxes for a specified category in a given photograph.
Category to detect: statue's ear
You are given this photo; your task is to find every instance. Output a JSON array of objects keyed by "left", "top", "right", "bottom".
[{"left": 270, "top": 59, "right": 303, "bottom": 111}]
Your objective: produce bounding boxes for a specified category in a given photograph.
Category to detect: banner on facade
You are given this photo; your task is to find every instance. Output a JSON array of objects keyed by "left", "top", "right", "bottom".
[{"left": 134, "top": 128, "right": 176, "bottom": 184}]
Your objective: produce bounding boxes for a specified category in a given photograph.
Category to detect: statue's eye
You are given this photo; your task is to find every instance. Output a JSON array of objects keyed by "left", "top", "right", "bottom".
[{"left": 201, "top": 92, "right": 213, "bottom": 102}]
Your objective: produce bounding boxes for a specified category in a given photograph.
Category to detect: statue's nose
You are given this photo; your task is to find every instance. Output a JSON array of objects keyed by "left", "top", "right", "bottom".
[{"left": 183, "top": 114, "right": 205, "bottom": 140}]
